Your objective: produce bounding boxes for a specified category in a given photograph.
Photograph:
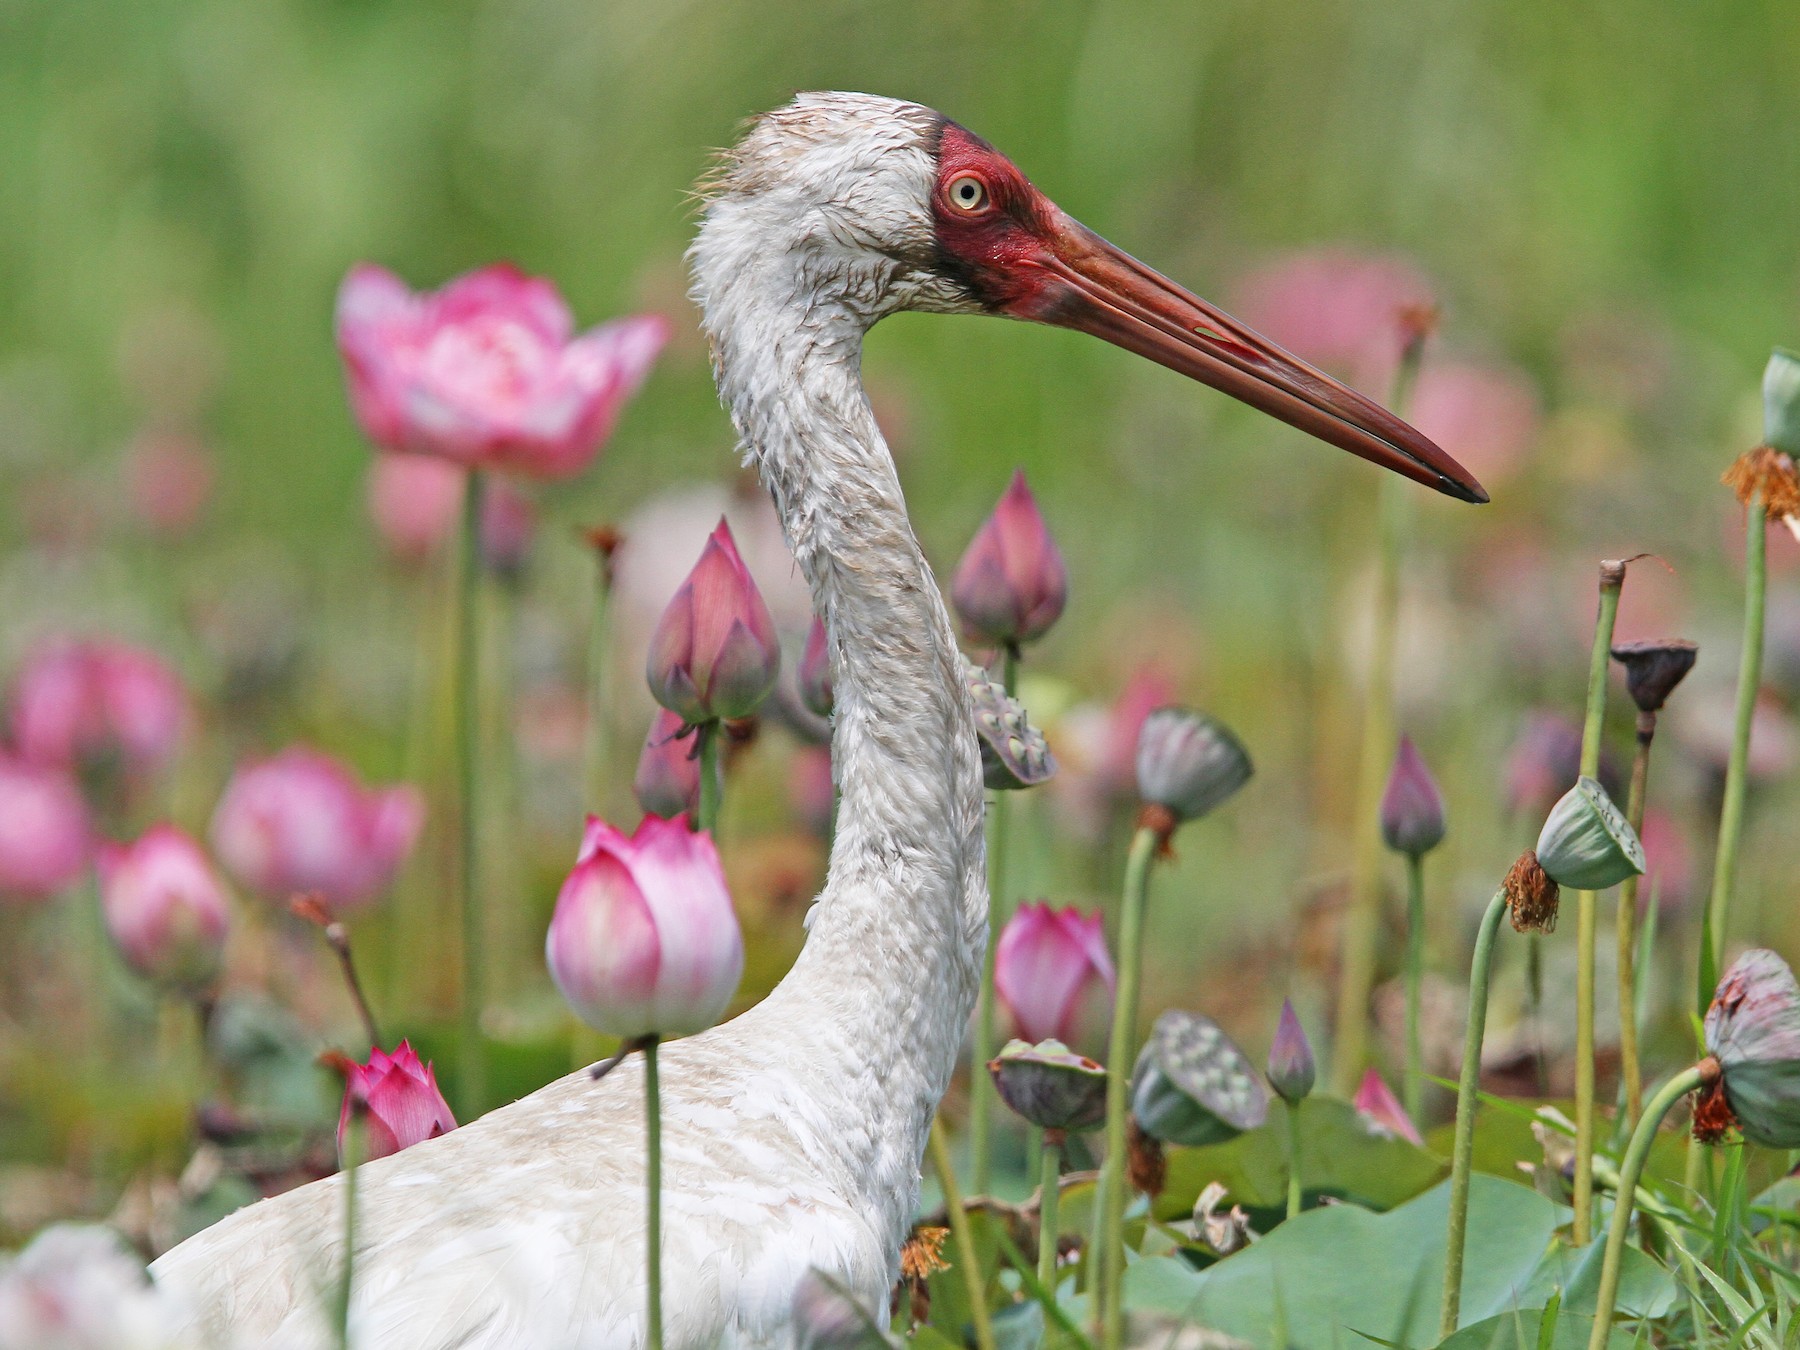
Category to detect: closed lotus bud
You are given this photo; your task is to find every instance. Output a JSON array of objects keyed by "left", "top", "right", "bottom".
[
  {"left": 1266, "top": 998, "right": 1315, "bottom": 1105},
  {"left": 798, "top": 615, "right": 833, "bottom": 719},
  {"left": 336, "top": 1041, "right": 457, "bottom": 1165},
  {"left": 1703, "top": 948, "right": 1800, "bottom": 1148},
  {"left": 646, "top": 518, "right": 780, "bottom": 724},
  {"left": 1135, "top": 707, "right": 1253, "bottom": 824},
  {"left": 632, "top": 708, "right": 703, "bottom": 819},
  {"left": 478, "top": 478, "right": 536, "bottom": 582},
  {"left": 0, "top": 755, "right": 90, "bottom": 903},
  {"left": 994, "top": 903, "right": 1115, "bottom": 1055},
  {"left": 1352, "top": 1068, "right": 1423, "bottom": 1145},
  {"left": 964, "top": 659, "right": 1055, "bottom": 790},
  {"left": 546, "top": 814, "right": 744, "bottom": 1038},
  {"left": 1379, "top": 735, "right": 1446, "bottom": 858},
  {"left": 1535, "top": 777, "right": 1645, "bottom": 891},
  {"left": 1131, "top": 1010, "right": 1268, "bottom": 1147},
  {"left": 97, "top": 826, "right": 230, "bottom": 992},
  {"left": 987, "top": 1038, "right": 1108, "bottom": 1132},
  {"left": 1610, "top": 638, "right": 1698, "bottom": 714},
  {"left": 1765, "top": 348, "right": 1800, "bottom": 457},
  {"left": 950, "top": 469, "right": 1067, "bottom": 648}
]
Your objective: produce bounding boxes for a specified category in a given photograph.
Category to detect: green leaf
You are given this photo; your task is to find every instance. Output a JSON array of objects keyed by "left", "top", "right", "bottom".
[
  {"left": 1438, "top": 1309, "right": 1643, "bottom": 1350},
  {"left": 1514, "top": 1241, "right": 1677, "bottom": 1319},
  {"left": 991, "top": 1299, "right": 1046, "bottom": 1350}
]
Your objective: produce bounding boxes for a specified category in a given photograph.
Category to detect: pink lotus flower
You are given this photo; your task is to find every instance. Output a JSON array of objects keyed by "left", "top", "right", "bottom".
[
  {"left": 1352, "top": 1068, "right": 1423, "bottom": 1145},
  {"left": 8, "top": 638, "right": 188, "bottom": 778},
  {"left": 951, "top": 469, "right": 1067, "bottom": 648},
  {"left": 994, "top": 903, "right": 1115, "bottom": 1055},
  {"left": 97, "top": 825, "right": 230, "bottom": 991},
  {"left": 123, "top": 431, "right": 214, "bottom": 537},
  {"left": 1380, "top": 735, "right": 1447, "bottom": 858},
  {"left": 0, "top": 756, "right": 90, "bottom": 903},
  {"left": 646, "top": 518, "right": 781, "bottom": 724},
  {"left": 366, "top": 452, "right": 465, "bottom": 563},
  {"left": 632, "top": 708, "right": 703, "bottom": 819},
  {"left": 546, "top": 813, "right": 743, "bottom": 1038},
  {"left": 1409, "top": 362, "right": 1540, "bottom": 486},
  {"left": 335, "top": 263, "right": 669, "bottom": 479},
  {"left": 1233, "top": 248, "right": 1435, "bottom": 391},
  {"left": 336, "top": 1041, "right": 456, "bottom": 1165},
  {"left": 209, "top": 747, "right": 425, "bottom": 912}
]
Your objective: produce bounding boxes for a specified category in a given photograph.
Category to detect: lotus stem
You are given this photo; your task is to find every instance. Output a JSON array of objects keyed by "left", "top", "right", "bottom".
[
  {"left": 334, "top": 1106, "right": 362, "bottom": 1350},
  {"left": 928, "top": 1117, "right": 996, "bottom": 1350},
  {"left": 645, "top": 1036, "right": 664, "bottom": 1350},
  {"left": 1587, "top": 1059, "right": 1717, "bottom": 1350},
  {"left": 1285, "top": 1102, "right": 1304, "bottom": 1221},
  {"left": 1441, "top": 887, "right": 1509, "bottom": 1339},
  {"left": 970, "top": 644, "right": 1019, "bottom": 1198},
  {"left": 1573, "top": 561, "right": 1625, "bottom": 1246},
  {"left": 455, "top": 469, "right": 486, "bottom": 1121},
  {"left": 584, "top": 538, "right": 616, "bottom": 812},
  {"left": 1404, "top": 850, "right": 1426, "bottom": 1126},
  {"left": 1100, "top": 824, "right": 1159, "bottom": 1350},
  {"left": 1617, "top": 709, "right": 1656, "bottom": 1129},
  {"left": 696, "top": 723, "right": 722, "bottom": 836},
  {"left": 1038, "top": 1127, "right": 1064, "bottom": 1289},
  {"left": 1705, "top": 494, "right": 1765, "bottom": 979}
]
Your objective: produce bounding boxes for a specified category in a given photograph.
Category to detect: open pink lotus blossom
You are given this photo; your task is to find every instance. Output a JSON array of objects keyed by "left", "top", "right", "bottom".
[
  {"left": 1352, "top": 1068, "right": 1423, "bottom": 1144},
  {"left": 1409, "top": 362, "right": 1540, "bottom": 485},
  {"left": 209, "top": 746, "right": 424, "bottom": 912},
  {"left": 546, "top": 813, "right": 743, "bottom": 1039},
  {"left": 646, "top": 518, "right": 781, "bottom": 725},
  {"left": 0, "top": 756, "right": 90, "bottom": 903},
  {"left": 336, "top": 1041, "right": 456, "bottom": 1165},
  {"left": 1233, "top": 248, "right": 1435, "bottom": 391},
  {"left": 97, "top": 825, "right": 230, "bottom": 992},
  {"left": 335, "top": 263, "right": 669, "bottom": 479},
  {"left": 8, "top": 638, "right": 188, "bottom": 778},
  {"left": 951, "top": 469, "right": 1067, "bottom": 649},
  {"left": 994, "top": 903, "right": 1115, "bottom": 1055},
  {"left": 366, "top": 452, "right": 466, "bottom": 563}
]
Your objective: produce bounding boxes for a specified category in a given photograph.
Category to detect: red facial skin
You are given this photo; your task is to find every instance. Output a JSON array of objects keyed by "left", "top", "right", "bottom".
[{"left": 930, "top": 123, "right": 1064, "bottom": 315}]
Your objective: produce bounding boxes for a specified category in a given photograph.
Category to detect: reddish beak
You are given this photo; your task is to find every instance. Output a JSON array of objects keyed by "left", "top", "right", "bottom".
[{"left": 1018, "top": 219, "right": 1488, "bottom": 504}]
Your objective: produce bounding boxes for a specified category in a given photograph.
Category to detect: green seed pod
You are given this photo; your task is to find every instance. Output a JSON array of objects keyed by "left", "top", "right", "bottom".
[
  {"left": 1534, "top": 776, "right": 1645, "bottom": 891},
  {"left": 1765, "top": 348, "right": 1800, "bottom": 458},
  {"left": 963, "top": 659, "right": 1056, "bottom": 791},
  {"left": 986, "top": 1038, "right": 1108, "bottom": 1132},
  {"left": 1131, "top": 1010, "right": 1268, "bottom": 1147},
  {"left": 1704, "top": 948, "right": 1800, "bottom": 1149}
]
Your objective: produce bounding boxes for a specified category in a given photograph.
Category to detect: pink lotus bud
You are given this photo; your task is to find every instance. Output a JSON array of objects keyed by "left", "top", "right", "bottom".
[
  {"left": 336, "top": 1041, "right": 456, "bottom": 1165},
  {"left": 645, "top": 519, "right": 780, "bottom": 724},
  {"left": 97, "top": 826, "right": 230, "bottom": 992},
  {"left": 546, "top": 814, "right": 744, "bottom": 1038},
  {"left": 9, "top": 638, "right": 188, "bottom": 778},
  {"left": 1380, "top": 735, "right": 1446, "bottom": 858},
  {"left": 951, "top": 470, "right": 1067, "bottom": 648},
  {"left": 0, "top": 756, "right": 90, "bottom": 903},
  {"left": 994, "top": 903, "right": 1115, "bottom": 1055},
  {"left": 788, "top": 744, "right": 836, "bottom": 838},
  {"left": 1352, "top": 1068, "right": 1423, "bottom": 1145},
  {"left": 335, "top": 263, "right": 669, "bottom": 479},
  {"left": 1266, "top": 998, "right": 1315, "bottom": 1105},
  {"left": 366, "top": 453, "right": 465, "bottom": 563},
  {"left": 632, "top": 709, "right": 703, "bottom": 819},
  {"left": 209, "top": 747, "right": 425, "bottom": 912},
  {"left": 798, "top": 615, "right": 833, "bottom": 719},
  {"left": 479, "top": 478, "right": 536, "bottom": 581},
  {"left": 123, "top": 431, "right": 214, "bottom": 537}
]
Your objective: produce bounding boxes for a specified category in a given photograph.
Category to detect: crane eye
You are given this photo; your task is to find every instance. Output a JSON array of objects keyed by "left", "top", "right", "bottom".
[{"left": 946, "top": 174, "right": 989, "bottom": 213}]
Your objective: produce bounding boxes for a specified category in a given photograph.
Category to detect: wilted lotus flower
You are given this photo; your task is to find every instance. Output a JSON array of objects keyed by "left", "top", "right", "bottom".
[
  {"left": 0, "top": 756, "right": 90, "bottom": 903},
  {"left": 1131, "top": 1009, "right": 1269, "bottom": 1147},
  {"left": 994, "top": 903, "right": 1115, "bottom": 1055},
  {"left": 366, "top": 452, "right": 465, "bottom": 563},
  {"left": 210, "top": 747, "right": 425, "bottom": 912},
  {"left": 798, "top": 616, "right": 833, "bottom": 720},
  {"left": 1702, "top": 949, "right": 1800, "bottom": 1147},
  {"left": 9, "top": 637, "right": 188, "bottom": 779},
  {"left": 964, "top": 659, "right": 1056, "bottom": 790},
  {"left": 1535, "top": 776, "right": 1645, "bottom": 891},
  {"left": 1765, "top": 348, "right": 1800, "bottom": 457},
  {"left": 1379, "top": 735, "right": 1446, "bottom": 858},
  {"left": 950, "top": 469, "right": 1067, "bottom": 648},
  {"left": 336, "top": 1040, "right": 457, "bottom": 1165},
  {"left": 335, "top": 263, "right": 669, "bottom": 479},
  {"left": 1611, "top": 639, "right": 1698, "bottom": 714},
  {"left": 546, "top": 814, "right": 744, "bottom": 1039},
  {"left": 1135, "top": 707, "right": 1253, "bottom": 825},
  {"left": 646, "top": 518, "right": 781, "bottom": 725},
  {"left": 988, "top": 1038, "right": 1108, "bottom": 1132},
  {"left": 1352, "top": 1068, "right": 1423, "bottom": 1145},
  {"left": 1266, "top": 999, "right": 1316, "bottom": 1105},
  {"left": 1501, "top": 850, "right": 1562, "bottom": 934},
  {"left": 97, "top": 826, "right": 230, "bottom": 992}
]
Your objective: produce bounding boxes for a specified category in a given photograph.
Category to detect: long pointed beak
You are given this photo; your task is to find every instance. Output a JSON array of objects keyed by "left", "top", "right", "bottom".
[{"left": 1018, "top": 220, "right": 1488, "bottom": 504}]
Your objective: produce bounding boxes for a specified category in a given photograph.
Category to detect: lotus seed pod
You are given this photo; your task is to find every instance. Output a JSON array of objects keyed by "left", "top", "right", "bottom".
[
  {"left": 1765, "top": 348, "right": 1800, "bottom": 458},
  {"left": 1535, "top": 777, "right": 1645, "bottom": 891},
  {"left": 963, "top": 658, "right": 1056, "bottom": 791},
  {"left": 987, "top": 1038, "right": 1108, "bottom": 1132},
  {"left": 1131, "top": 1009, "right": 1268, "bottom": 1147},
  {"left": 1704, "top": 948, "right": 1800, "bottom": 1148},
  {"left": 1610, "top": 638, "right": 1698, "bottom": 714},
  {"left": 1265, "top": 998, "right": 1316, "bottom": 1105},
  {"left": 1135, "top": 707, "right": 1253, "bottom": 824}
]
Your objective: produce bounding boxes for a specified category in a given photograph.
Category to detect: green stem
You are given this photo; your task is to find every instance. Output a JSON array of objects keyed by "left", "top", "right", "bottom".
[
  {"left": 1587, "top": 1061, "right": 1714, "bottom": 1350},
  {"left": 1100, "top": 825, "right": 1159, "bottom": 1350},
  {"left": 1706, "top": 495, "right": 1766, "bottom": 978},
  {"left": 1285, "top": 1103, "right": 1304, "bottom": 1221},
  {"left": 696, "top": 722, "right": 722, "bottom": 835},
  {"left": 455, "top": 470, "right": 486, "bottom": 1122},
  {"left": 928, "top": 1117, "right": 996, "bottom": 1350},
  {"left": 1573, "top": 564, "right": 1624, "bottom": 1247},
  {"left": 970, "top": 644, "right": 1019, "bottom": 1199},
  {"left": 645, "top": 1037, "right": 663, "bottom": 1350},
  {"left": 1038, "top": 1129, "right": 1064, "bottom": 1290},
  {"left": 1617, "top": 711, "right": 1655, "bottom": 1131},
  {"left": 1404, "top": 850, "right": 1426, "bottom": 1126},
  {"left": 584, "top": 550, "right": 614, "bottom": 813},
  {"left": 1441, "top": 888, "right": 1509, "bottom": 1339},
  {"left": 334, "top": 1110, "right": 361, "bottom": 1350}
]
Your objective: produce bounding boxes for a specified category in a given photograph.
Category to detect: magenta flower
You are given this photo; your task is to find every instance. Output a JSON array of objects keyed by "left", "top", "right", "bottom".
[
  {"left": 1352, "top": 1068, "right": 1423, "bottom": 1145},
  {"left": 951, "top": 469, "right": 1068, "bottom": 648},
  {"left": 646, "top": 518, "right": 781, "bottom": 724},
  {"left": 97, "top": 825, "right": 230, "bottom": 992},
  {"left": 209, "top": 747, "right": 425, "bottom": 912},
  {"left": 1380, "top": 735, "right": 1447, "bottom": 858},
  {"left": 1410, "top": 362, "right": 1540, "bottom": 486},
  {"left": 632, "top": 708, "right": 702, "bottom": 820},
  {"left": 0, "top": 755, "right": 90, "bottom": 903},
  {"left": 994, "top": 903, "right": 1115, "bottom": 1055},
  {"left": 336, "top": 1041, "right": 457, "bottom": 1165},
  {"left": 546, "top": 814, "right": 744, "bottom": 1039},
  {"left": 1233, "top": 248, "right": 1435, "bottom": 390},
  {"left": 335, "top": 263, "right": 669, "bottom": 480},
  {"left": 8, "top": 637, "right": 188, "bottom": 778},
  {"left": 1266, "top": 998, "right": 1316, "bottom": 1105},
  {"left": 366, "top": 453, "right": 465, "bottom": 564},
  {"left": 1100, "top": 666, "right": 1178, "bottom": 794}
]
